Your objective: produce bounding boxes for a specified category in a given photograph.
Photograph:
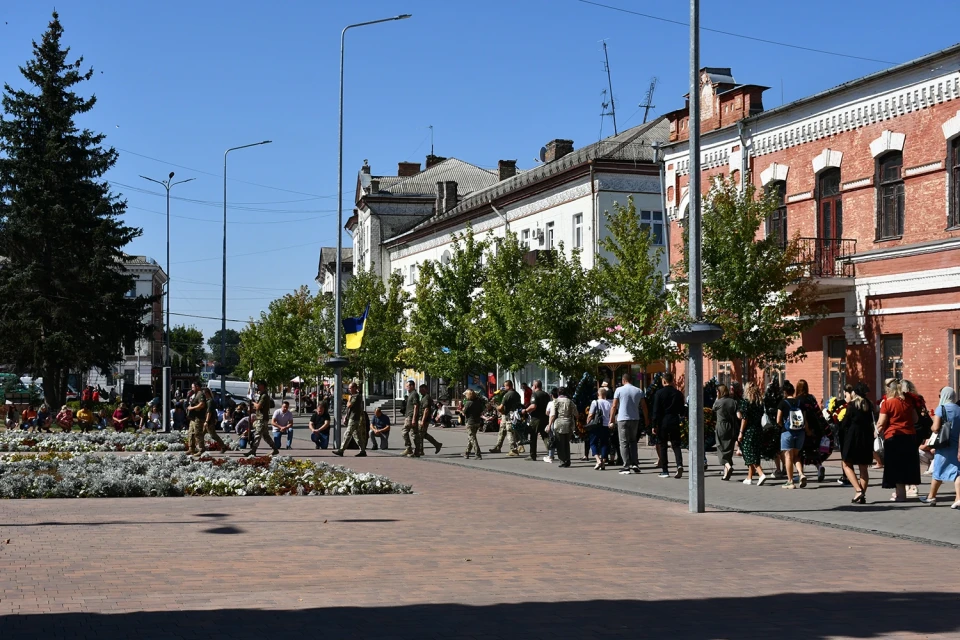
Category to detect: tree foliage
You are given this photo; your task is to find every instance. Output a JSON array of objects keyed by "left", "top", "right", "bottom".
[
  {"left": 169, "top": 325, "right": 204, "bottom": 373},
  {"left": 529, "top": 245, "right": 606, "bottom": 378},
  {"left": 470, "top": 231, "right": 535, "bottom": 374},
  {"left": 208, "top": 328, "right": 241, "bottom": 372},
  {"left": 0, "top": 13, "right": 151, "bottom": 408},
  {"left": 594, "top": 196, "right": 674, "bottom": 366},
  {"left": 674, "top": 176, "right": 823, "bottom": 368},
  {"left": 406, "top": 228, "right": 488, "bottom": 383},
  {"left": 342, "top": 268, "right": 408, "bottom": 384}
]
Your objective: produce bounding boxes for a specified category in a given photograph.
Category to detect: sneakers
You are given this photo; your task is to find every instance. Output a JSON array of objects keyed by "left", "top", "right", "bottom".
[
  {"left": 619, "top": 468, "right": 631, "bottom": 475},
  {"left": 773, "top": 470, "right": 787, "bottom": 479},
  {"left": 401, "top": 449, "right": 413, "bottom": 457},
  {"left": 722, "top": 464, "right": 732, "bottom": 481},
  {"left": 244, "top": 451, "right": 256, "bottom": 457},
  {"left": 817, "top": 466, "right": 825, "bottom": 482},
  {"left": 798, "top": 476, "right": 808, "bottom": 488},
  {"left": 355, "top": 451, "right": 367, "bottom": 457},
  {"left": 543, "top": 456, "right": 554, "bottom": 464},
  {"left": 462, "top": 452, "right": 471, "bottom": 459},
  {"left": 781, "top": 482, "right": 796, "bottom": 489},
  {"left": 331, "top": 450, "right": 344, "bottom": 457},
  {"left": 271, "top": 449, "right": 280, "bottom": 456},
  {"left": 488, "top": 447, "right": 502, "bottom": 454},
  {"left": 756, "top": 474, "right": 767, "bottom": 486},
  {"left": 630, "top": 465, "right": 641, "bottom": 474},
  {"left": 658, "top": 472, "right": 670, "bottom": 478},
  {"left": 674, "top": 466, "right": 683, "bottom": 479},
  {"left": 505, "top": 450, "right": 520, "bottom": 457},
  {"left": 919, "top": 496, "right": 937, "bottom": 505},
  {"left": 742, "top": 478, "right": 752, "bottom": 485}
]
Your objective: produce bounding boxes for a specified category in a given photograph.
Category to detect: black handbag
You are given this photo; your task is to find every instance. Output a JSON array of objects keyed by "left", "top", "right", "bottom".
[{"left": 585, "top": 401, "right": 603, "bottom": 429}]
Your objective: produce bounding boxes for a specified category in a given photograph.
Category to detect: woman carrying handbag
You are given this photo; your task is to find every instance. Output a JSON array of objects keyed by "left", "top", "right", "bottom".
[{"left": 919, "top": 387, "right": 960, "bottom": 506}]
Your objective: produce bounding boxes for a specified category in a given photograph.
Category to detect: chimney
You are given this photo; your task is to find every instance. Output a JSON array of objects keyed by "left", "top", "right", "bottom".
[
  {"left": 397, "top": 161, "right": 421, "bottom": 177},
  {"left": 361, "top": 159, "right": 371, "bottom": 174},
  {"left": 435, "top": 181, "right": 445, "bottom": 214},
  {"left": 442, "top": 181, "right": 458, "bottom": 212},
  {"left": 425, "top": 154, "right": 447, "bottom": 168},
  {"left": 543, "top": 139, "right": 574, "bottom": 163},
  {"left": 498, "top": 159, "right": 517, "bottom": 181}
]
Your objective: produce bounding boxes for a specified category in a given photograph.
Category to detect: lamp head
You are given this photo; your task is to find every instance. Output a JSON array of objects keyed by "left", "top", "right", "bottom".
[
  {"left": 168, "top": 171, "right": 175, "bottom": 179},
  {"left": 396, "top": 14, "right": 412, "bottom": 19}
]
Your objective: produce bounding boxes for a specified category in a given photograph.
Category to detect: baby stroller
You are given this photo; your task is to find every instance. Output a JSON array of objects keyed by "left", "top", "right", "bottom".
[{"left": 510, "top": 409, "right": 530, "bottom": 451}]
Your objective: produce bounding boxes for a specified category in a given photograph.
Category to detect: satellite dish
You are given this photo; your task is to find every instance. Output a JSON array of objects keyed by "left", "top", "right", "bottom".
[
  {"left": 539, "top": 146, "right": 547, "bottom": 162},
  {"left": 359, "top": 172, "right": 371, "bottom": 190}
]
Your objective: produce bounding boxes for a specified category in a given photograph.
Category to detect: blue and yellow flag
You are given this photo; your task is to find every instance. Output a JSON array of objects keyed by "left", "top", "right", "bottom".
[{"left": 343, "top": 304, "right": 370, "bottom": 350}]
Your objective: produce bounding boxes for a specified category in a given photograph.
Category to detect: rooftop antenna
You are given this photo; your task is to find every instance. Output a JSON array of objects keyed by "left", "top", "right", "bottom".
[
  {"left": 640, "top": 77, "right": 658, "bottom": 124},
  {"left": 428, "top": 125, "right": 434, "bottom": 155},
  {"left": 601, "top": 40, "right": 617, "bottom": 135},
  {"left": 599, "top": 89, "right": 610, "bottom": 140}
]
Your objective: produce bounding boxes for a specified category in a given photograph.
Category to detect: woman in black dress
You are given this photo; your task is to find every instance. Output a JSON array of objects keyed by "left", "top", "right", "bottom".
[{"left": 839, "top": 383, "right": 874, "bottom": 503}]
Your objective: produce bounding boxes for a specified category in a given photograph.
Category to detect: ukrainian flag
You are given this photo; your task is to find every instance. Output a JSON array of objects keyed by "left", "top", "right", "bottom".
[{"left": 343, "top": 304, "right": 370, "bottom": 350}]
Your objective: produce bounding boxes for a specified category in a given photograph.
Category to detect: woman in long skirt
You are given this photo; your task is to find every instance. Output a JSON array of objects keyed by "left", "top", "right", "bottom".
[
  {"left": 877, "top": 380, "right": 920, "bottom": 502},
  {"left": 839, "top": 383, "right": 874, "bottom": 503}
]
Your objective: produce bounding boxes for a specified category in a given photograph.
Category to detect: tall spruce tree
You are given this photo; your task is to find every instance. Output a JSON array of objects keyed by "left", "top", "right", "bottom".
[{"left": 0, "top": 13, "right": 151, "bottom": 407}]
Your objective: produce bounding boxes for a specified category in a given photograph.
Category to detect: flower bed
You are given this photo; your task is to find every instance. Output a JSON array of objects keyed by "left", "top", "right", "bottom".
[
  {"left": 0, "top": 431, "right": 234, "bottom": 453},
  {"left": 0, "top": 452, "right": 412, "bottom": 498}
]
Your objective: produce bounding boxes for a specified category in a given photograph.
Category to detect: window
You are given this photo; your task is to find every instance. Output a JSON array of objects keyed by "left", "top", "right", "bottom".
[
  {"left": 544, "top": 222, "right": 555, "bottom": 250},
  {"left": 881, "top": 334, "right": 904, "bottom": 383},
  {"left": 712, "top": 360, "right": 733, "bottom": 388},
  {"left": 827, "top": 337, "right": 846, "bottom": 399},
  {"left": 950, "top": 138, "right": 960, "bottom": 228},
  {"left": 408, "top": 263, "right": 416, "bottom": 285},
  {"left": 640, "top": 210, "right": 665, "bottom": 245},
  {"left": 765, "top": 180, "right": 788, "bottom": 248},
  {"left": 572, "top": 214, "right": 583, "bottom": 249},
  {"left": 125, "top": 285, "right": 136, "bottom": 298},
  {"left": 877, "top": 152, "right": 904, "bottom": 239},
  {"left": 124, "top": 337, "right": 135, "bottom": 356},
  {"left": 521, "top": 229, "right": 530, "bottom": 248},
  {"left": 818, "top": 169, "right": 842, "bottom": 241},
  {"left": 954, "top": 331, "right": 960, "bottom": 391}
]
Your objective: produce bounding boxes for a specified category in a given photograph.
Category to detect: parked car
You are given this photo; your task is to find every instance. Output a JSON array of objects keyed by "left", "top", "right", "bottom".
[{"left": 206, "top": 376, "right": 252, "bottom": 398}]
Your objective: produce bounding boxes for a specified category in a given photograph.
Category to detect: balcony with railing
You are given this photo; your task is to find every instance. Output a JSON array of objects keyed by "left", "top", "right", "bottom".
[{"left": 792, "top": 237, "right": 857, "bottom": 278}]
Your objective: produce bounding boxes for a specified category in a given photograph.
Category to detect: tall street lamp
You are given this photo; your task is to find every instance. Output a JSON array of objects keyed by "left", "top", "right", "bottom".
[
  {"left": 140, "top": 171, "right": 195, "bottom": 432},
  {"left": 330, "top": 13, "right": 412, "bottom": 449},
  {"left": 222, "top": 141, "right": 272, "bottom": 403}
]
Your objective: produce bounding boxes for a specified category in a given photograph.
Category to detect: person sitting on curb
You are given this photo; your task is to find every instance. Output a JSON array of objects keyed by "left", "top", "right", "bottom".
[
  {"left": 369, "top": 407, "right": 390, "bottom": 450},
  {"left": 271, "top": 400, "right": 296, "bottom": 450}
]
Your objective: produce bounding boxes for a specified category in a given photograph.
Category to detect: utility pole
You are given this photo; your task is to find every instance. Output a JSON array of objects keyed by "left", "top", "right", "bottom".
[{"left": 602, "top": 41, "right": 617, "bottom": 135}]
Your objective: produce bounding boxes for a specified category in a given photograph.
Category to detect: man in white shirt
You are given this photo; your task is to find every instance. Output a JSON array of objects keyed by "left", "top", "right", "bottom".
[
  {"left": 610, "top": 374, "right": 650, "bottom": 474},
  {"left": 271, "top": 400, "right": 296, "bottom": 450}
]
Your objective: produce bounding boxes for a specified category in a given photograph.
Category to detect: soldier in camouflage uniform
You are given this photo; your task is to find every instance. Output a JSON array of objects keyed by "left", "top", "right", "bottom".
[
  {"left": 332, "top": 382, "right": 367, "bottom": 457},
  {"left": 461, "top": 389, "right": 484, "bottom": 460},
  {"left": 489, "top": 380, "right": 520, "bottom": 456},
  {"left": 401, "top": 380, "right": 419, "bottom": 457},
  {"left": 246, "top": 379, "right": 279, "bottom": 457},
  {"left": 186, "top": 381, "right": 206, "bottom": 456},
  {"left": 415, "top": 383, "right": 442, "bottom": 457}
]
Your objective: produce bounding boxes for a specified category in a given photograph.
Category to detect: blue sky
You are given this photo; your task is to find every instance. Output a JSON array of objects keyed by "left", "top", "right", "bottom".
[{"left": 1, "top": 0, "right": 957, "bottom": 341}]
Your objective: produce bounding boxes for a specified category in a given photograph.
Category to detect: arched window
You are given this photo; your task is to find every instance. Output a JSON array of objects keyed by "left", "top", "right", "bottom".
[
  {"left": 817, "top": 168, "right": 842, "bottom": 241},
  {"left": 876, "top": 151, "right": 904, "bottom": 239},
  {"left": 950, "top": 138, "right": 960, "bottom": 229},
  {"left": 765, "top": 180, "right": 787, "bottom": 248}
]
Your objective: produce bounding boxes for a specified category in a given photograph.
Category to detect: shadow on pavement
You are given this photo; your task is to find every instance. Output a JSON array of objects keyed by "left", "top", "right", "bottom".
[{"left": 4, "top": 592, "right": 960, "bottom": 639}]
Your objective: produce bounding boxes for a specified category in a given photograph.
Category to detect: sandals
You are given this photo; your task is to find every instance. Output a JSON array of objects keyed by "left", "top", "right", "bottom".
[{"left": 852, "top": 492, "right": 866, "bottom": 504}]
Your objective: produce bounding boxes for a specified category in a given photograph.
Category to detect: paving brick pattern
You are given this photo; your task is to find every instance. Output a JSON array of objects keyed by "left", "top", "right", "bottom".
[{"left": 2, "top": 424, "right": 960, "bottom": 638}]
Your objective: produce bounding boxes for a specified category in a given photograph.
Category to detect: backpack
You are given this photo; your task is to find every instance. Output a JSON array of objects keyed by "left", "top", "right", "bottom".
[{"left": 786, "top": 399, "right": 805, "bottom": 431}]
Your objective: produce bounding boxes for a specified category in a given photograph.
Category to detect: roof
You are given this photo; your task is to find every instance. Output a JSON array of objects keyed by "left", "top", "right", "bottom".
[
  {"left": 319, "top": 247, "right": 352, "bottom": 267},
  {"left": 403, "top": 117, "right": 670, "bottom": 234},
  {"left": 122, "top": 254, "right": 159, "bottom": 266},
  {"left": 703, "top": 67, "right": 736, "bottom": 85},
  {"left": 369, "top": 158, "right": 499, "bottom": 198}
]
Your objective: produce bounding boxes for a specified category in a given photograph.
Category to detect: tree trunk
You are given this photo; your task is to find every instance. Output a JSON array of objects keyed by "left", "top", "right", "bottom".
[{"left": 43, "top": 364, "right": 65, "bottom": 410}]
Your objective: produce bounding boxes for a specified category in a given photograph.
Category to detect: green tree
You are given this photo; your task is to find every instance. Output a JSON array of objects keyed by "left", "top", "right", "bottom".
[
  {"left": 470, "top": 231, "right": 535, "bottom": 375},
  {"left": 407, "top": 228, "right": 488, "bottom": 384},
  {"left": 208, "top": 328, "right": 241, "bottom": 373},
  {"left": 0, "top": 13, "right": 151, "bottom": 408},
  {"left": 169, "top": 325, "right": 204, "bottom": 373},
  {"left": 529, "top": 246, "right": 606, "bottom": 378},
  {"left": 595, "top": 196, "right": 674, "bottom": 366},
  {"left": 342, "top": 268, "right": 408, "bottom": 387},
  {"left": 675, "top": 176, "right": 823, "bottom": 372},
  {"left": 237, "top": 286, "right": 319, "bottom": 388}
]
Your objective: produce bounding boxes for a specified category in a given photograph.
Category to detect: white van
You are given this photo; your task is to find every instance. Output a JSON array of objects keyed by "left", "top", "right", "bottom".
[{"left": 206, "top": 377, "right": 252, "bottom": 398}]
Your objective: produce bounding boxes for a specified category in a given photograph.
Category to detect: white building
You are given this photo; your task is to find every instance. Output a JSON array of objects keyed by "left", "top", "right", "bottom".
[
  {"left": 352, "top": 119, "right": 670, "bottom": 390},
  {"left": 316, "top": 247, "right": 353, "bottom": 296},
  {"left": 86, "top": 254, "right": 166, "bottom": 393}
]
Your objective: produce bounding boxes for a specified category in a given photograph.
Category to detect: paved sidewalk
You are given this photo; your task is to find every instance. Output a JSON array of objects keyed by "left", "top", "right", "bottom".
[
  {"left": 350, "top": 424, "right": 960, "bottom": 546},
  {"left": 2, "top": 448, "right": 960, "bottom": 639}
]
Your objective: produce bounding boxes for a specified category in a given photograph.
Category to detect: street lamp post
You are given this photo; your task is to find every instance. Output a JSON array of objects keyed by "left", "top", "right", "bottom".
[
  {"left": 332, "top": 13, "right": 411, "bottom": 449},
  {"left": 140, "top": 172, "right": 195, "bottom": 432},
  {"left": 222, "top": 141, "right": 272, "bottom": 404}
]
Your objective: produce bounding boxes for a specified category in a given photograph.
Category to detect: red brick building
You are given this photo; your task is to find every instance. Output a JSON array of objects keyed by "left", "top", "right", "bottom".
[{"left": 662, "top": 48, "right": 960, "bottom": 404}]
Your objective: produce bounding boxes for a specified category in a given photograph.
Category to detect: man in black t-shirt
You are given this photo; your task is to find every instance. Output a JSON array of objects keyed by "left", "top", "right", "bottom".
[
  {"left": 652, "top": 372, "right": 686, "bottom": 478},
  {"left": 524, "top": 379, "right": 552, "bottom": 461},
  {"left": 309, "top": 403, "right": 330, "bottom": 449}
]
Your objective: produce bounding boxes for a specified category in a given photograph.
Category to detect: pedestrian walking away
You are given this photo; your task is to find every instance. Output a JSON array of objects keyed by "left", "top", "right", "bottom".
[
  {"left": 713, "top": 384, "right": 739, "bottom": 480},
  {"left": 652, "top": 372, "right": 685, "bottom": 478},
  {"left": 247, "top": 380, "right": 280, "bottom": 457},
  {"left": 401, "top": 380, "right": 420, "bottom": 457},
  {"left": 415, "top": 384, "right": 442, "bottom": 456},
  {"left": 332, "top": 382, "right": 367, "bottom": 457},
  {"left": 524, "top": 380, "right": 552, "bottom": 461},
  {"left": 737, "top": 382, "right": 767, "bottom": 485},
  {"left": 877, "top": 379, "right": 920, "bottom": 501},
  {"left": 839, "top": 383, "right": 875, "bottom": 503},
  {"left": 611, "top": 373, "right": 649, "bottom": 474},
  {"left": 776, "top": 381, "right": 808, "bottom": 489},
  {"left": 201, "top": 387, "right": 230, "bottom": 455},
  {"left": 920, "top": 387, "right": 960, "bottom": 507},
  {"left": 586, "top": 388, "right": 612, "bottom": 470},
  {"left": 491, "top": 380, "right": 521, "bottom": 456},
  {"left": 548, "top": 387, "right": 577, "bottom": 467},
  {"left": 462, "top": 389, "right": 484, "bottom": 459}
]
